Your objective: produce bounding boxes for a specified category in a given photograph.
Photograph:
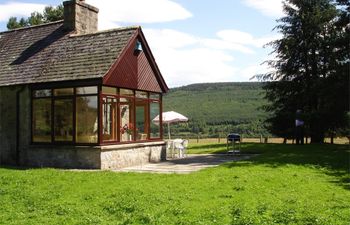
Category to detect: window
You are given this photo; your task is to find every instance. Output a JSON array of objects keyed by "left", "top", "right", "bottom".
[
  {"left": 120, "top": 97, "right": 134, "bottom": 142},
  {"left": 32, "top": 98, "right": 51, "bottom": 142},
  {"left": 135, "top": 91, "right": 148, "bottom": 99},
  {"left": 54, "top": 99, "right": 73, "bottom": 142},
  {"left": 76, "top": 86, "right": 98, "bottom": 95},
  {"left": 32, "top": 86, "right": 163, "bottom": 145},
  {"left": 53, "top": 88, "right": 74, "bottom": 96},
  {"left": 102, "top": 86, "right": 117, "bottom": 95},
  {"left": 150, "top": 101, "right": 160, "bottom": 138},
  {"left": 102, "top": 97, "right": 117, "bottom": 141},
  {"left": 76, "top": 96, "right": 98, "bottom": 143},
  {"left": 34, "top": 89, "right": 51, "bottom": 97},
  {"left": 120, "top": 88, "right": 134, "bottom": 96},
  {"left": 135, "top": 100, "right": 149, "bottom": 140}
]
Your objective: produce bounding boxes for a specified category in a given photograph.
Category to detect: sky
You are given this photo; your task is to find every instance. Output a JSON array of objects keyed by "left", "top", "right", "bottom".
[{"left": 0, "top": 0, "right": 285, "bottom": 87}]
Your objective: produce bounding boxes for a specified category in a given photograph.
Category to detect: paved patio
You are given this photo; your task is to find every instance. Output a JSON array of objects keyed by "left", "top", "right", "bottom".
[{"left": 113, "top": 154, "right": 255, "bottom": 174}]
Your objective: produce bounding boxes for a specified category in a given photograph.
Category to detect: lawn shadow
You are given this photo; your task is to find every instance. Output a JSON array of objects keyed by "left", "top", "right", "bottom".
[{"left": 222, "top": 143, "right": 350, "bottom": 190}]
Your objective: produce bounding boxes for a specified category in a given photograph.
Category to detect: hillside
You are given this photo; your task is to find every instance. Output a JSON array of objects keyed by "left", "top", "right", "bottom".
[{"left": 162, "top": 82, "right": 269, "bottom": 138}]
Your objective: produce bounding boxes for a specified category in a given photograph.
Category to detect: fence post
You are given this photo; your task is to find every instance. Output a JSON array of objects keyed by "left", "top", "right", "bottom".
[
  {"left": 218, "top": 134, "right": 220, "bottom": 143},
  {"left": 197, "top": 135, "right": 199, "bottom": 143},
  {"left": 260, "top": 135, "right": 263, "bottom": 143}
]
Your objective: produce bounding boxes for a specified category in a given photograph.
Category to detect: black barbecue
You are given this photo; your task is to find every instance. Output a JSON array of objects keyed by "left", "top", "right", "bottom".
[
  {"left": 227, "top": 133, "right": 241, "bottom": 142},
  {"left": 226, "top": 133, "right": 241, "bottom": 154}
]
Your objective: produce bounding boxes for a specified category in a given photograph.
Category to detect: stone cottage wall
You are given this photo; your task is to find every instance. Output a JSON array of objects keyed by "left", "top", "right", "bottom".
[{"left": 0, "top": 85, "right": 31, "bottom": 165}]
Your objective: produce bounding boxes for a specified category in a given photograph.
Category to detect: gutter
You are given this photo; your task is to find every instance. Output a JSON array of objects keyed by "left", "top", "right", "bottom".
[{"left": 16, "top": 86, "right": 26, "bottom": 166}]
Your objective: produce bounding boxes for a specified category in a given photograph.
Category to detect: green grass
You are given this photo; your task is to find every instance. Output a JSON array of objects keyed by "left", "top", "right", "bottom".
[{"left": 0, "top": 143, "right": 349, "bottom": 224}]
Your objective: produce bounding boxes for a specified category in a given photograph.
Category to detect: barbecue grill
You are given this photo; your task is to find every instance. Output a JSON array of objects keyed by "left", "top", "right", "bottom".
[{"left": 226, "top": 133, "right": 241, "bottom": 154}]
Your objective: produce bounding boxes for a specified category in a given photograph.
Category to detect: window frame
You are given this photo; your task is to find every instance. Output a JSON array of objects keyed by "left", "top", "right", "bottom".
[{"left": 31, "top": 84, "right": 163, "bottom": 146}]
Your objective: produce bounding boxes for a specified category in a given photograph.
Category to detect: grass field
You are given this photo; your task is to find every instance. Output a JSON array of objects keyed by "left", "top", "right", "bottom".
[{"left": 0, "top": 143, "right": 349, "bottom": 224}]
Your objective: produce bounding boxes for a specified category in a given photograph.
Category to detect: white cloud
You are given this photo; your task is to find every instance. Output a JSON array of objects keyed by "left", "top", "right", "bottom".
[
  {"left": 217, "top": 29, "right": 280, "bottom": 48},
  {"left": 242, "top": 0, "right": 284, "bottom": 18},
  {"left": 144, "top": 28, "right": 275, "bottom": 87},
  {"left": 86, "top": 0, "right": 192, "bottom": 30},
  {"left": 200, "top": 38, "right": 255, "bottom": 54},
  {"left": 0, "top": 2, "right": 46, "bottom": 21}
]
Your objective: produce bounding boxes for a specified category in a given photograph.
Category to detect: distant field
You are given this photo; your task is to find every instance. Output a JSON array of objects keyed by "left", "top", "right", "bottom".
[{"left": 188, "top": 137, "right": 350, "bottom": 145}]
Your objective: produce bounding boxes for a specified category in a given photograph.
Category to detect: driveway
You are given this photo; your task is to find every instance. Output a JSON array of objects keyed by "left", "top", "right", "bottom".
[{"left": 113, "top": 154, "right": 255, "bottom": 174}]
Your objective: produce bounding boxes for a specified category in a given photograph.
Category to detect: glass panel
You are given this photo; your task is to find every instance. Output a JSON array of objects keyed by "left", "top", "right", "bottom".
[
  {"left": 102, "top": 97, "right": 117, "bottom": 141},
  {"left": 136, "top": 100, "right": 148, "bottom": 141},
  {"left": 102, "top": 86, "right": 117, "bottom": 95},
  {"left": 54, "top": 99, "right": 73, "bottom": 141},
  {"left": 76, "top": 86, "right": 98, "bottom": 95},
  {"left": 150, "top": 102, "right": 160, "bottom": 138},
  {"left": 53, "top": 88, "right": 74, "bottom": 96},
  {"left": 149, "top": 93, "right": 160, "bottom": 99},
  {"left": 120, "top": 98, "right": 134, "bottom": 142},
  {"left": 32, "top": 98, "right": 51, "bottom": 142},
  {"left": 33, "top": 89, "right": 51, "bottom": 97},
  {"left": 135, "top": 91, "right": 148, "bottom": 99},
  {"left": 120, "top": 89, "right": 134, "bottom": 96},
  {"left": 76, "top": 96, "right": 98, "bottom": 143}
]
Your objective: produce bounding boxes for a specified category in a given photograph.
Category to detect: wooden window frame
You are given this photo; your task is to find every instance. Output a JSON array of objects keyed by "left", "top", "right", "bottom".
[{"left": 31, "top": 84, "right": 163, "bottom": 146}]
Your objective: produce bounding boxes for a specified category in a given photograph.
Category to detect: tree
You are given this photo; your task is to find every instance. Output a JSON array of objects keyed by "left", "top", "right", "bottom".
[
  {"left": 260, "top": 0, "right": 349, "bottom": 143},
  {"left": 7, "top": 5, "right": 63, "bottom": 30}
]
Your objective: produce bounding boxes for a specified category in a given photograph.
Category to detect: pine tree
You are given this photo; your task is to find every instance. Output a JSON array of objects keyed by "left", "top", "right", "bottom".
[{"left": 261, "top": 0, "right": 349, "bottom": 143}]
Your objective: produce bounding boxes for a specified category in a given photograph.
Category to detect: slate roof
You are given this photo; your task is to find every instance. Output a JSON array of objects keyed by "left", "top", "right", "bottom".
[{"left": 0, "top": 21, "right": 138, "bottom": 87}]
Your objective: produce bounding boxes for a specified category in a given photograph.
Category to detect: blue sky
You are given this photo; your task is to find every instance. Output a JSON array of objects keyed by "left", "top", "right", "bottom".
[{"left": 0, "top": 0, "right": 284, "bottom": 87}]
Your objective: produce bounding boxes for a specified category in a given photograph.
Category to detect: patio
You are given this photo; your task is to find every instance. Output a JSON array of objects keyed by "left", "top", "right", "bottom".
[{"left": 113, "top": 154, "right": 255, "bottom": 174}]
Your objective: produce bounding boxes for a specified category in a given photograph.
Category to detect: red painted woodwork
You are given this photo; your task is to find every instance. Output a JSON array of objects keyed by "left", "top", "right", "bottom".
[{"left": 103, "top": 28, "right": 168, "bottom": 93}]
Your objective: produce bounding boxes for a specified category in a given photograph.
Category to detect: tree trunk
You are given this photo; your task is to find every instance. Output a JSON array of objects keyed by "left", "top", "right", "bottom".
[{"left": 310, "top": 133, "right": 324, "bottom": 143}]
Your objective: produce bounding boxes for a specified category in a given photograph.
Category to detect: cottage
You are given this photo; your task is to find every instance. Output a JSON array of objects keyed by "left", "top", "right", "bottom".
[{"left": 0, "top": 0, "right": 169, "bottom": 169}]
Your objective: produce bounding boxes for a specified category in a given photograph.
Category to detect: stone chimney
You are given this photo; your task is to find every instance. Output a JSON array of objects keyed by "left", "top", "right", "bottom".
[{"left": 63, "top": 0, "right": 99, "bottom": 34}]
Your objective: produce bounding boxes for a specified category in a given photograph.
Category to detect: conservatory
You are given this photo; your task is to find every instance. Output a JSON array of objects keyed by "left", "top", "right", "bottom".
[{"left": 32, "top": 86, "right": 163, "bottom": 145}]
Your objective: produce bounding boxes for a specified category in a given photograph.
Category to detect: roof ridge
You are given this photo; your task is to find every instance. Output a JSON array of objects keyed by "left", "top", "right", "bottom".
[
  {"left": 0, "top": 20, "right": 64, "bottom": 34},
  {"left": 69, "top": 26, "right": 140, "bottom": 37}
]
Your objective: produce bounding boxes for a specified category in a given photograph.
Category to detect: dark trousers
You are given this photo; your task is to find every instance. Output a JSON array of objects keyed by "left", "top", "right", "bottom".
[{"left": 296, "top": 126, "right": 304, "bottom": 144}]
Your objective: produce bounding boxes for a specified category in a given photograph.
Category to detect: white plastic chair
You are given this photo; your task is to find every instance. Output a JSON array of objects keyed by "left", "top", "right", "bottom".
[{"left": 173, "top": 139, "right": 184, "bottom": 158}]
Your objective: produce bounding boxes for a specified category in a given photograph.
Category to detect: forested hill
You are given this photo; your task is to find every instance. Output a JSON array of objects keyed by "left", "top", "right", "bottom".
[{"left": 162, "top": 82, "right": 270, "bottom": 137}]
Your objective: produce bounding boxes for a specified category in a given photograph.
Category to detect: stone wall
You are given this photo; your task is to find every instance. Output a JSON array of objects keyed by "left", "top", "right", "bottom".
[
  {"left": 0, "top": 85, "right": 31, "bottom": 166},
  {"left": 63, "top": 0, "right": 98, "bottom": 34},
  {"left": 100, "top": 142, "right": 166, "bottom": 169},
  {"left": 23, "top": 146, "right": 101, "bottom": 169}
]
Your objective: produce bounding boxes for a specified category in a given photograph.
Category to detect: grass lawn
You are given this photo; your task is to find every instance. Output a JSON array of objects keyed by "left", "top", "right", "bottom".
[{"left": 0, "top": 143, "right": 349, "bottom": 224}]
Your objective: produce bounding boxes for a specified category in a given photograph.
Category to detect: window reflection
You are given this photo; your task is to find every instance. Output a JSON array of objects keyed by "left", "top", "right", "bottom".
[
  {"left": 53, "top": 88, "right": 74, "bottom": 96},
  {"left": 102, "top": 97, "right": 117, "bottom": 141},
  {"left": 120, "top": 98, "right": 134, "bottom": 142},
  {"left": 76, "top": 86, "right": 98, "bottom": 95},
  {"left": 76, "top": 96, "right": 98, "bottom": 143},
  {"left": 32, "top": 98, "right": 51, "bottom": 142},
  {"left": 54, "top": 99, "right": 73, "bottom": 141},
  {"left": 136, "top": 100, "right": 148, "bottom": 140},
  {"left": 150, "top": 102, "right": 160, "bottom": 138}
]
